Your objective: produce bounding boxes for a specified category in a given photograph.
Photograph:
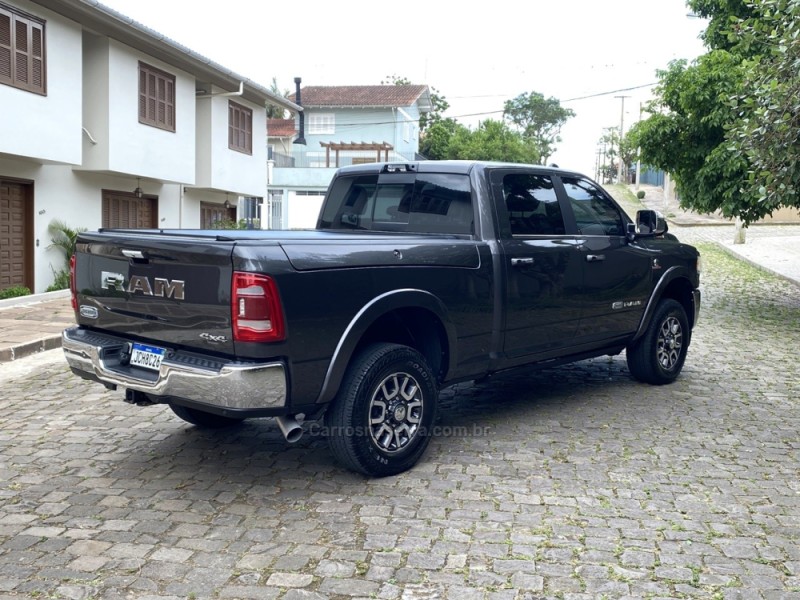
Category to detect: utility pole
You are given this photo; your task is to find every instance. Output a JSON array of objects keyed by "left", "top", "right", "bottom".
[
  {"left": 635, "top": 102, "right": 642, "bottom": 191},
  {"left": 614, "top": 95, "right": 630, "bottom": 184}
]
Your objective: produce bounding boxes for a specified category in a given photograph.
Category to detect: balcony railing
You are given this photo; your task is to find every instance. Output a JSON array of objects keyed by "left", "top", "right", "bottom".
[{"left": 271, "top": 149, "right": 418, "bottom": 169}]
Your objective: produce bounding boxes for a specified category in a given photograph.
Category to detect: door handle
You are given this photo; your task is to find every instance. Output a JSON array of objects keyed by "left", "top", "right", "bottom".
[
  {"left": 511, "top": 257, "right": 535, "bottom": 267},
  {"left": 586, "top": 254, "right": 606, "bottom": 262}
]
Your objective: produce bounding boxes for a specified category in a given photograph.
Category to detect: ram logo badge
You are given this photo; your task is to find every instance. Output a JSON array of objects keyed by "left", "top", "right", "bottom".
[
  {"left": 79, "top": 305, "right": 99, "bottom": 319},
  {"left": 101, "top": 271, "right": 185, "bottom": 300}
]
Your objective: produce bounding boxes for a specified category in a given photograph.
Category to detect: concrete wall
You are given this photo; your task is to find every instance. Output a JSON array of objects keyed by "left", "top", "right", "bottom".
[
  {"left": 196, "top": 91, "right": 267, "bottom": 196},
  {"left": 106, "top": 41, "right": 196, "bottom": 183},
  {"left": 0, "top": 0, "right": 82, "bottom": 165},
  {"left": 286, "top": 192, "right": 325, "bottom": 230}
]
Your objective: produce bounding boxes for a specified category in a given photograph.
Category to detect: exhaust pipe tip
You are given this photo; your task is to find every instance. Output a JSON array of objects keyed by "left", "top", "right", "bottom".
[{"left": 276, "top": 415, "right": 303, "bottom": 443}]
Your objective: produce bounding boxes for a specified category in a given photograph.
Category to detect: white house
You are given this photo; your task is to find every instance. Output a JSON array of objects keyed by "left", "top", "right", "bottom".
[
  {"left": 0, "top": 0, "right": 299, "bottom": 293},
  {"left": 268, "top": 83, "right": 431, "bottom": 229}
]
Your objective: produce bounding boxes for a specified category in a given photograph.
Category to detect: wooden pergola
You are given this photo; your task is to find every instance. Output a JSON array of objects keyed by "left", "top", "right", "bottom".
[{"left": 319, "top": 142, "right": 394, "bottom": 168}]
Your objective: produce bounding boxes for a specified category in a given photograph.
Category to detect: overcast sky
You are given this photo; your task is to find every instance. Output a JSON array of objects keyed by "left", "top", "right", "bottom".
[{"left": 99, "top": 0, "right": 708, "bottom": 177}]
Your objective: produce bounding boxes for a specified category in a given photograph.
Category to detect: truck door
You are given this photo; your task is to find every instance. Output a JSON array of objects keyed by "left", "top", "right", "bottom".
[
  {"left": 492, "top": 170, "right": 584, "bottom": 359},
  {"left": 558, "top": 175, "right": 652, "bottom": 344}
]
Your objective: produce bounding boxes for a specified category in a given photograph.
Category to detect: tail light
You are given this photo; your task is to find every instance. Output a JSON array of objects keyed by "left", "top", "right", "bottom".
[
  {"left": 232, "top": 272, "right": 285, "bottom": 342},
  {"left": 69, "top": 255, "right": 78, "bottom": 311}
]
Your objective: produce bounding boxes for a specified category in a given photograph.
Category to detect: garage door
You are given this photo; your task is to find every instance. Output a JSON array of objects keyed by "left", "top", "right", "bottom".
[{"left": 0, "top": 180, "right": 32, "bottom": 291}]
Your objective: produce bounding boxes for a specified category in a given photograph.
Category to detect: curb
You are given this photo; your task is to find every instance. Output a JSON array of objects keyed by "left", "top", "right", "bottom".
[
  {"left": 0, "top": 290, "right": 72, "bottom": 364},
  {"left": 0, "top": 335, "right": 63, "bottom": 363},
  {"left": 0, "top": 289, "right": 70, "bottom": 310},
  {"left": 713, "top": 242, "right": 800, "bottom": 290}
]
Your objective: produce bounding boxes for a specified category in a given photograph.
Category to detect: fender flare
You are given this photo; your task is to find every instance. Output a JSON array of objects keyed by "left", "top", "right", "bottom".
[
  {"left": 315, "top": 289, "right": 457, "bottom": 404},
  {"left": 631, "top": 265, "right": 693, "bottom": 343}
]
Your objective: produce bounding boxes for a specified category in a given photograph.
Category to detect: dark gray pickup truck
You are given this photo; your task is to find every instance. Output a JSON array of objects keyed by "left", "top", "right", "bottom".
[{"left": 63, "top": 161, "right": 701, "bottom": 476}]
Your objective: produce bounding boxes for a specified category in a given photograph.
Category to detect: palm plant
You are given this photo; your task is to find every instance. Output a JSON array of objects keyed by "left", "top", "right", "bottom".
[{"left": 46, "top": 219, "right": 86, "bottom": 291}]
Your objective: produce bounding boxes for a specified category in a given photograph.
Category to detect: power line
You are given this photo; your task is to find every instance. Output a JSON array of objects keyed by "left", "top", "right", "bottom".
[
  {"left": 561, "top": 83, "right": 658, "bottom": 103},
  {"left": 272, "top": 82, "right": 663, "bottom": 132}
]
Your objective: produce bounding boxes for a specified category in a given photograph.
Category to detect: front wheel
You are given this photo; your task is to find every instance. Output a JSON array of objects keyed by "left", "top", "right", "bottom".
[
  {"left": 169, "top": 404, "right": 245, "bottom": 428},
  {"left": 325, "top": 343, "right": 438, "bottom": 477},
  {"left": 626, "top": 299, "right": 690, "bottom": 385}
]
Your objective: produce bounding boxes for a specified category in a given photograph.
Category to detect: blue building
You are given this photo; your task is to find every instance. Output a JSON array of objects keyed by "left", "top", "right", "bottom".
[{"left": 267, "top": 84, "right": 431, "bottom": 229}]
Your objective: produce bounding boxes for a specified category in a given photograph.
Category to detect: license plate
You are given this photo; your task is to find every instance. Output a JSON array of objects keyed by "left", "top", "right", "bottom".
[{"left": 129, "top": 343, "right": 166, "bottom": 371}]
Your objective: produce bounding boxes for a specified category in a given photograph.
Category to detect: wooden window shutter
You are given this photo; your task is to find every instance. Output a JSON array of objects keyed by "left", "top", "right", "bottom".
[
  {"left": 0, "top": 4, "right": 45, "bottom": 94},
  {"left": 13, "top": 18, "right": 27, "bottom": 85},
  {"left": 138, "top": 62, "right": 175, "bottom": 132},
  {"left": 29, "top": 21, "right": 42, "bottom": 90},
  {"left": 0, "top": 8, "right": 11, "bottom": 84},
  {"left": 228, "top": 100, "right": 253, "bottom": 155}
]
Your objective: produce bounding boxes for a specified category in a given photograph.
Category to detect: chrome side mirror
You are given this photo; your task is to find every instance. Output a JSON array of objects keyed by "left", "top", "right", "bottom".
[{"left": 635, "top": 209, "right": 668, "bottom": 236}]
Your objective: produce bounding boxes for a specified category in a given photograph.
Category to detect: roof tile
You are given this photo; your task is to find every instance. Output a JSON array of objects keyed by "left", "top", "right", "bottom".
[
  {"left": 290, "top": 85, "right": 429, "bottom": 108},
  {"left": 267, "top": 119, "right": 297, "bottom": 137}
]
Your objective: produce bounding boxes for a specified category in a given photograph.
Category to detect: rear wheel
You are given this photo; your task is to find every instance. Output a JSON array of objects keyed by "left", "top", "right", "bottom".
[
  {"left": 325, "top": 343, "right": 438, "bottom": 477},
  {"left": 169, "top": 404, "right": 244, "bottom": 428},
  {"left": 626, "top": 299, "right": 690, "bottom": 385}
]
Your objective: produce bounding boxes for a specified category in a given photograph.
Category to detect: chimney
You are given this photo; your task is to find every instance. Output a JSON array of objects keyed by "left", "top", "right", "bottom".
[{"left": 293, "top": 77, "right": 306, "bottom": 146}]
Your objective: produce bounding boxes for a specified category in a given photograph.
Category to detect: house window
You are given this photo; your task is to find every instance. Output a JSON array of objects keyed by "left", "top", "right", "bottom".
[
  {"left": 308, "top": 113, "right": 334, "bottom": 134},
  {"left": 0, "top": 3, "right": 46, "bottom": 95},
  {"left": 138, "top": 62, "right": 175, "bottom": 132},
  {"left": 229, "top": 100, "right": 252, "bottom": 154}
]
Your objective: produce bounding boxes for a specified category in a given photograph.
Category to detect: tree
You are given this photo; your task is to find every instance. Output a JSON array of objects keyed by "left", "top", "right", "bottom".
[
  {"left": 632, "top": 53, "right": 751, "bottom": 219},
  {"left": 382, "top": 74, "right": 450, "bottom": 133},
  {"left": 421, "top": 119, "right": 539, "bottom": 164},
  {"left": 418, "top": 118, "right": 464, "bottom": 160},
  {"left": 730, "top": 0, "right": 800, "bottom": 217},
  {"left": 266, "top": 77, "right": 289, "bottom": 119},
  {"left": 597, "top": 127, "right": 620, "bottom": 183},
  {"left": 503, "top": 92, "right": 575, "bottom": 164},
  {"left": 633, "top": 0, "right": 800, "bottom": 224}
]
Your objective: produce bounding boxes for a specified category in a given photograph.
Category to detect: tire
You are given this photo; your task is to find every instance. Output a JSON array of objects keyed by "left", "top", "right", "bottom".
[
  {"left": 626, "top": 299, "right": 690, "bottom": 385},
  {"left": 325, "top": 343, "right": 438, "bottom": 477},
  {"left": 169, "top": 404, "right": 244, "bottom": 428}
]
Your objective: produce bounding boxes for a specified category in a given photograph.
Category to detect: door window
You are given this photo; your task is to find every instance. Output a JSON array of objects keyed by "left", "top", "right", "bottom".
[
  {"left": 502, "top": 173, "right": 565, "bottom": 235},
  {"left": 562, "top": 177, "right": 624, "bottom": 236}
]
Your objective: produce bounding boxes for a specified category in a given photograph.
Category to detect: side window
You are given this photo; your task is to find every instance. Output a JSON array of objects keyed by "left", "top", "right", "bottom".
[
  {"left": 562, "top": 177, "right": 625, "bottom": 236},
  {"left": 405, "top": 173, "right": 473, "bottom": 235},
  {"left": 503, "top": 173, "right": 565, "bottom": 236}
]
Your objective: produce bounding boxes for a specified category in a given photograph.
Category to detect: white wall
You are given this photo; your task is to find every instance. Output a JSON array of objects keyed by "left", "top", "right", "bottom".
[
  {"left": 0, "top": 0, "right": 82, "bottom": 165},
  {"left": 196, "top": 91, "right": 267, "bottom": 196},
  {"left": 81, "top": 34, "right": 110, "bottom": 171},
  {"left": 0, "top": 155, "right": 209, "bottom": 291},
  {"left": 286, "top": 192, "right": 324, "bottom": 230},
  {"left": 105, "top": 40, "right": 196, "bottom": 183}
]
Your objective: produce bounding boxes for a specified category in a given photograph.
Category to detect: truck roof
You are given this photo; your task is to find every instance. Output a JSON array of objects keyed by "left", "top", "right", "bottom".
[{"left": 333, "top": 160, "right": 585, "bottom": 178}]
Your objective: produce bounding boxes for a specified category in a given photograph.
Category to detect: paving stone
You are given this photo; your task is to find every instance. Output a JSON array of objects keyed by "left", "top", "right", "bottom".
[{"left": 2, "top": 235, "right": 800, "bottom": 598}]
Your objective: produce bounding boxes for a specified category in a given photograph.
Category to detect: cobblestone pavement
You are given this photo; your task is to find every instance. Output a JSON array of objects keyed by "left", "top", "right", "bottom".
[{"left": 1, "top": 226, "right": 800, "bottom": 599}]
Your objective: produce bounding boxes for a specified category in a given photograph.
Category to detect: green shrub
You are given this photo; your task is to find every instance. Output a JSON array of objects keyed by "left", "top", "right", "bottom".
[
  {"left": 46, "top": 269, "right": 70, "bottom": 292},
  {"left": 210, "top": 218, "right": 261, "bottom": 230},
  {"left": 0, "top": 286, "right": 31, "bottom": 300},
  {"left": 636, "top": 190, "right": 646, "bottom": 200}
]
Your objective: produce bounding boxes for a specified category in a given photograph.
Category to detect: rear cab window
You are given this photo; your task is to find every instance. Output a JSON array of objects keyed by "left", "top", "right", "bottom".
[{"left": 319, "top": 171, "right": 474, "bottom": 235}]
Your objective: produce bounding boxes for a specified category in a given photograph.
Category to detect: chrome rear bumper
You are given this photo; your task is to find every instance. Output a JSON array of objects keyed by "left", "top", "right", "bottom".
[{"left": 62, "top": 327, "right": 286, "bottom": 410}]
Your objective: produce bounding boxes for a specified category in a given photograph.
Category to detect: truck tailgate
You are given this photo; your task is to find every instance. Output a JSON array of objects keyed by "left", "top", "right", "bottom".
[{"left": 73, "top": 232, "right": 236, "bottom": 355}]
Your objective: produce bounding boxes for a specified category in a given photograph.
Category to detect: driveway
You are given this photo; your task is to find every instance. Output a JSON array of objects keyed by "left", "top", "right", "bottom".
[{"left": 1, "top": 232, "right": 799, "bottom": 599}]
